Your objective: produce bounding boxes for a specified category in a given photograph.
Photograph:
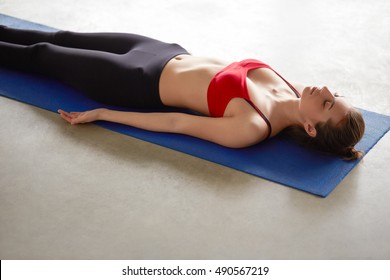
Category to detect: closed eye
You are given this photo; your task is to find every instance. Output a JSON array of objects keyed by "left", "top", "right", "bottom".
[
  {"left": 330, "top": 93, "right": 345, "bottom": 110},
  {"left": 323, "top": 99, "right": 335, "bottom": 110},
  {"left": 329, "top": 99, "right": 335, "bottom": 110}
]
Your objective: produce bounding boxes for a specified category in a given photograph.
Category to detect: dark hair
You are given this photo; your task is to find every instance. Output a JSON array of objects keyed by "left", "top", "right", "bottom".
[{"left": 283, "top": 107, "right": 365, "bottom": 160}]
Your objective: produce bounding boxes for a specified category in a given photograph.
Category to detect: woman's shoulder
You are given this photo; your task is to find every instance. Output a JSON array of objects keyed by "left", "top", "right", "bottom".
[{"left": 225, "top": 98, "right": 271, "bottom": 142}]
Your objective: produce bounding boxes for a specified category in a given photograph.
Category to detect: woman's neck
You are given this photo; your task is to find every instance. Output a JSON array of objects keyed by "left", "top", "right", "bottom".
[{"left": 270, "top": 97, "right": 303, "bottom": 132}]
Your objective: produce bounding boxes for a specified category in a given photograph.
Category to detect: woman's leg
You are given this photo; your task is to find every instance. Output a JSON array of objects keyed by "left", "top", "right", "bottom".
[
  {"left": 0, "top": 25, "right": 55, "bottom": 46},
  {"left": 0, "top": 40, "right": 150, "bottom": 107},
  {"left": 0, "top": 41, "right": 32, "bottom": 71},
  {"left": 0, "top": 25, "right": 161, "bottom": 54},
  {"left": 1, "top": 26, "right": 189, "bottom": 109}
]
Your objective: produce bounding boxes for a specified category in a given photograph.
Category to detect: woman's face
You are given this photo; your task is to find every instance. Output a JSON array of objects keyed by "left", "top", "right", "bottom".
[{"left": 300, "top": 86, "right": 352, "bottom": 128}]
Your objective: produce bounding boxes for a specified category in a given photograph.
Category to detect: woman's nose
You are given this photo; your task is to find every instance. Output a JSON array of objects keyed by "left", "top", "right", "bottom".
[{"left": 321, "top": 86, "right": 332, "bottom": 96}]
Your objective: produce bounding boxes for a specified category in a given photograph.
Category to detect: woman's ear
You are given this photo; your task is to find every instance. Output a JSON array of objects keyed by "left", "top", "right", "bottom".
[{"left": 304, "top": 121, "right": 317, "bottom": 137}]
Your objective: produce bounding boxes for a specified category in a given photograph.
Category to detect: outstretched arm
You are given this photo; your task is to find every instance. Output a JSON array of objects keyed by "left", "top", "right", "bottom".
[
  {"left": 58, "top": 108, "right": 265, "bottom": 148},
  {"left": 59, "top": 108, "right": 180, "bottom": 133}
]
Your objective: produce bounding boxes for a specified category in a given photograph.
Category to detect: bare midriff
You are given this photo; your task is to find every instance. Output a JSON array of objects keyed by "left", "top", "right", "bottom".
[{"left": 159, "top": 54, "right": 228, "bottom": 115}]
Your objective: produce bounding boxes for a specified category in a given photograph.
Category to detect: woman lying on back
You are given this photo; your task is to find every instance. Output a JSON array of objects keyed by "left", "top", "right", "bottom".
[{"left": 0, "top": 26, "right": 365, "bottom": 159}]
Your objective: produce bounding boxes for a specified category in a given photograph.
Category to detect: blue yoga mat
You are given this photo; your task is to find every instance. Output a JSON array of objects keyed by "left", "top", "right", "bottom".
[{"left": 1, "top": 14, "right": 390, "bottom": 197}]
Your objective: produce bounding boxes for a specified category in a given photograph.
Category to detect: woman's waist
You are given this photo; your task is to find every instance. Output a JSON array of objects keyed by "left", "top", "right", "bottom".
[
  {"left": 159, "top": 55, "right": 227, "bottom": 114},
  {"left": 165, "top": 54, "right": 227, "bottom": 74},
  {"left": 163, "top": 55, "right": 228, "bottom": 89}
]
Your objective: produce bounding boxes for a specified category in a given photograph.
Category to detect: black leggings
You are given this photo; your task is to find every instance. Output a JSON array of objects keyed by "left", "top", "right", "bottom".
[{"left": 0, "top": 26, "right": 189, "bottom": 109}]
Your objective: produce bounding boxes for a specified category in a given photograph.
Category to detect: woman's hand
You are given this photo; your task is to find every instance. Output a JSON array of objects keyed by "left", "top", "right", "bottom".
[{"left": 58, "top": 108, "right": 106, "bottom": 125}]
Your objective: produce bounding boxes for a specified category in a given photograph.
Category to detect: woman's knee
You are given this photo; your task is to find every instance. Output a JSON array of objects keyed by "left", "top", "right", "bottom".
[
  {"left": 28, "top": 42, "right": 60, "bottom": 73},
  {"left": 52, "top": 30, "right": 73, "bottom": 44},
  {"left": 29, "top": 42, "right": 53, "bottom": 55}
]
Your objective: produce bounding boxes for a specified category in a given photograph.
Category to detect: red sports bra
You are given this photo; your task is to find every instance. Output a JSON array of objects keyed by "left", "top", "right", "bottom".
[{"left": 207, "top": 59, "right": 301, "bottom": 139}]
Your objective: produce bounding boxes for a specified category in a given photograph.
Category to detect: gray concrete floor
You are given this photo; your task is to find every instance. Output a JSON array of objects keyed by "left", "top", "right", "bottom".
[{"left": 0, "top": 0, "right": 389, "bottom": 259}]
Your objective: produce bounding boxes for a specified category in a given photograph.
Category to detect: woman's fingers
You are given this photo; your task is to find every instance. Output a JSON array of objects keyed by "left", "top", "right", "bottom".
[
  {"left": 58, "top": 109, "right": 100, "bottom": 125},
  {"left": 58, "top": 109, "right": 81, "bottom": 124},
  {"left": 58, "top": 110, "right": 71, "bottom": 123}
]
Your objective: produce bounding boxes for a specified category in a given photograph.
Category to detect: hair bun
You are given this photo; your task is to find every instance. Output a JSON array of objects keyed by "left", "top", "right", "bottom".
[{"left": 342, "top": 146, "right": 363, "bottom": 160}]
